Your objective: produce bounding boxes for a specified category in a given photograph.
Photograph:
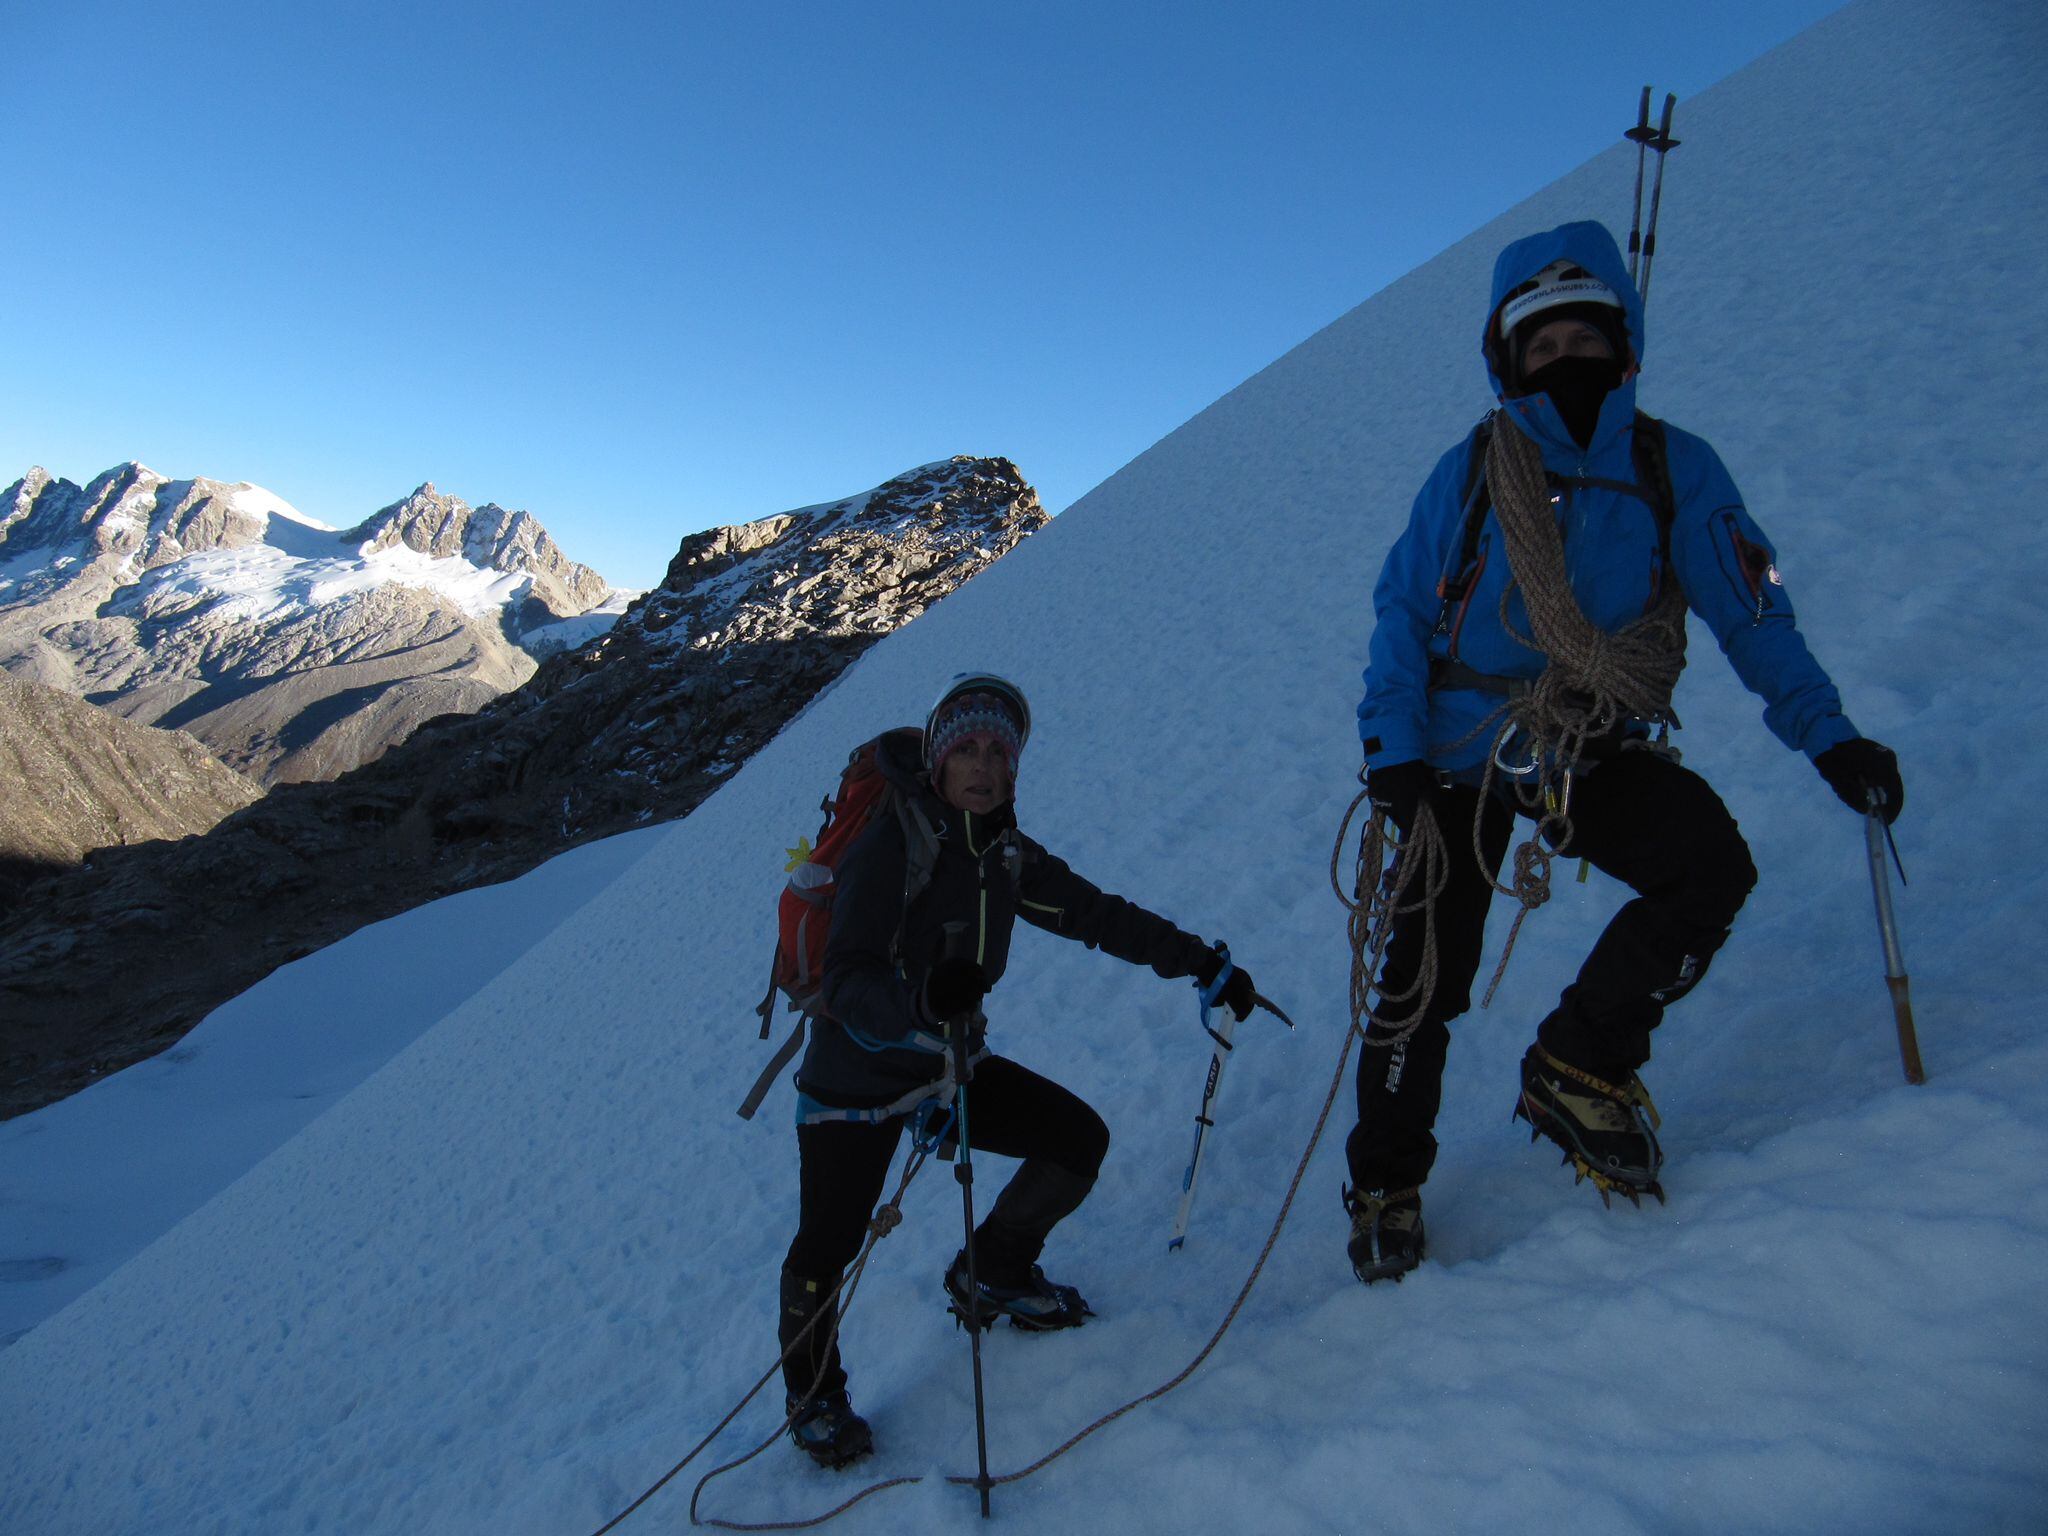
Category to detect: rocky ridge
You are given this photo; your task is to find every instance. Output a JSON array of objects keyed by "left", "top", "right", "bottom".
[
  {"left": 0, "top": 456, "right": 1048, "bottom": 1119},
  {"left": 0, "top": 465, "right": 626, "bottom": 785},
  {"left": 0, "top": 677, "right": 261, "bottom": 896}
]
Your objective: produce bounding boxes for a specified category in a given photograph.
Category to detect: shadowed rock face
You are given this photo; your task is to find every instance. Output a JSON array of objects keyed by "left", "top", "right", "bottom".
[
  {"left": 0, "top": 455, "right": 1048, "bottom": 1120},
  {"left": 0, "top": 678, "right": 261, "bottom": 895},
  {"left": 0, "top": 466, "right": 623, "bottom": 785}
]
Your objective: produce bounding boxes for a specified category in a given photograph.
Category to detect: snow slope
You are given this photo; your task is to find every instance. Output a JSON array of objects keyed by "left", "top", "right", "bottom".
[{"left": 5, "top": 1, "right": 2046, "bottom": 1532}]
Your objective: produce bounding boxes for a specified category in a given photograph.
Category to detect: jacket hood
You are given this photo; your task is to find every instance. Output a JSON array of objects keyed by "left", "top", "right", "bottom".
[
  {"left": 873, "top": 727, "right": 930, "bottom": 795},
  {"left": 1482, "top": 221, "right": 1646, "bottom": 400}
]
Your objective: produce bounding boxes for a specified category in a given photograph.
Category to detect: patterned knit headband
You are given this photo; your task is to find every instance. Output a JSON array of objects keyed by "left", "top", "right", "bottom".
[{"left": 927, "top": 692, "right": 1025, "bottom": 778}]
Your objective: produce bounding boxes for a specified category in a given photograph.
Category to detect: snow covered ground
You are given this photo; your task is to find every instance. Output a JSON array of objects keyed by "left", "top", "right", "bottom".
[{"left": 4, "top": 1, "right": 2045, "bottom": 1532}]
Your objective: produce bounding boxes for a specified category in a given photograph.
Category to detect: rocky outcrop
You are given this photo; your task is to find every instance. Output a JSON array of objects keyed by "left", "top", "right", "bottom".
[
  {"left": 0, "top": 678, "right": 261, "bottom": 897},
  {"left": 0, "top": 456, "right": 1047, "bottom": 1120},
  {"left": 0, "top": 466, "right": 627, "bottom": 786}
]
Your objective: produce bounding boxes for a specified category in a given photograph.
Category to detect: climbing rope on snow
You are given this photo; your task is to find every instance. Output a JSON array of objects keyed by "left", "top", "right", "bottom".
[
  {"left": 954, "top": 787, "right": 1496, "bottom": 1495},
  {"left": 585, "top": 1142, "right": 935, "bottom": 1536},
  {"left": 940, "top": 1003, "right": 1361, "bottom": 1496},
  {"left": 612, "top": 984, "right": 1359, "bottom": 1531},
  {"left": 603, "top": 784, "right": 1468, "bottom": 1532}
]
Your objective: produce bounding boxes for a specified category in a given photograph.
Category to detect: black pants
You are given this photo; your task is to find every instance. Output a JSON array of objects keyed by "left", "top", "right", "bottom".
[
  {"left": 779, "top": 1054, "right": 1109, "bottom": 1400},
  {"left": 1346, "top": 750, "right": 1757, "bottom": 1193}
]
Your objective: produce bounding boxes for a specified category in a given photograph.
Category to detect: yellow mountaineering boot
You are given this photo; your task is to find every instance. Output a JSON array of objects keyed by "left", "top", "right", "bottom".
[{"left": 1515, "top": 1043, "right": 1665, "bottom": 1205}]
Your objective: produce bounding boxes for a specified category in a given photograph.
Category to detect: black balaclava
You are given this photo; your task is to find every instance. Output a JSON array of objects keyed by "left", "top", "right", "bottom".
[
  {"left": 1512, "top": 300, "right": 1629, "bottom": 449},
  {"left": 1522, "top": 354, "right": 1625, "bottom": 449}
]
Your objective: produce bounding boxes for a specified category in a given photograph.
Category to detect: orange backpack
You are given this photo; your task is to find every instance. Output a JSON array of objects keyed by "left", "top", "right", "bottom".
[{"left": 738, "top": 729, "right": 939, "bottom": 1119}]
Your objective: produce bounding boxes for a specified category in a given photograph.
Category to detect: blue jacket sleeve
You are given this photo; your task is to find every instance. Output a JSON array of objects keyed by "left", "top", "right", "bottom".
[
  {"left": 1662, "top": 429, "right": 1859, "bottom": 758},
  {"left": 819, "top": 811, "right": 925, "bottom": 1043},
  {"left": 1359, "top": 437, "right": 1472, "bottom": 769}
]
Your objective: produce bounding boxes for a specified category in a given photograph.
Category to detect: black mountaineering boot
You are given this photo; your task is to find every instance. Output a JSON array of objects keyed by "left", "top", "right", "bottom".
[
  {"left": 785, "top": 1391, "right": 874, "bottom": 1469},
  {"left": 944, "top": 1251, "right": 1094, "bottom": 1332},
  {"left": 1344, "top": 1184, "right": 1425, "bottom": 1284},
  {"left": 1515, "top": 1042, "right": 1665, "bottom": 1204},
  {"left": 944, "top": 1161, "right": 1098, "bottom": 1331}
]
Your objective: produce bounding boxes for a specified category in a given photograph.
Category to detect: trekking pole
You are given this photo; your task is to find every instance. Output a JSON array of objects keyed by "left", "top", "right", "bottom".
[
  {"left": 1638, "top": 92, "right": 1680, "bottom": 304},
  {"left": 1864, "top": 793, "right": 1925, "bottom": 1084},
  {"left": 1625, "top": 86, "right": 1653, "bottom": 285},
  {"left": 938, "top": 924, "right": 994, "bottom": 1518}
]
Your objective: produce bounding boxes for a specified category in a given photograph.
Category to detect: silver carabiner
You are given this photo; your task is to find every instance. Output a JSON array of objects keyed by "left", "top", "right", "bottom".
[{"left": 1493, "top": 733, "right": 1541, "bottom": 778}]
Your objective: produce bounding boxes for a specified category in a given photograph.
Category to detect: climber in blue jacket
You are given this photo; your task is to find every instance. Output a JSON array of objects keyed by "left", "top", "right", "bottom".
[{"left": 1345, "top": 219, "right": 1904, "bottom": 1282}]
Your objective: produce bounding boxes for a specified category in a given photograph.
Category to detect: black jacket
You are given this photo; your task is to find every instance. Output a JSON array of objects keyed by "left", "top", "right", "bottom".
[{"left": 799, "top": 730, "right": 1211, "bottom": 1111}]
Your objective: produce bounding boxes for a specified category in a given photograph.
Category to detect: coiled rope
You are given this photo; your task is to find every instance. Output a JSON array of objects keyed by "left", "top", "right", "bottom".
[{"left": 1456, "top": 411, "right": 1690, "bottom": 1005}]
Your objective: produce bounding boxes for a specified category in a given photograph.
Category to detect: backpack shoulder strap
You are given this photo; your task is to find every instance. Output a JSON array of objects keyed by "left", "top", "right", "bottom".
[
  {"left": 884, "top": 792, "right": 944, "bottom": 971},
  {"left": 1439, "top": 412, "right": 1497, "bottom": 604},
  {"left": 896, "top": 795, "right": 941, "bottom": 908},
  {"left": 1629, "top": 410, "right": 1677, "bottom": 547}
]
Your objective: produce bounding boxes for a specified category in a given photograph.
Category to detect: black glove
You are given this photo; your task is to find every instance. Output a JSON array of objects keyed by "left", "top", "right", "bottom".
[
  {"left": 920, "top": 958, "right": 989, "bottom": 1023},
  {"left": 1193, "top": 945, "right": 1257, "bottom": 1024},
  {"left": 1367, "top": 759, "right": 1437, "bottom": 833},
  {"left": 1814, "top": 738, "right": 1904, "bottom": 824}
]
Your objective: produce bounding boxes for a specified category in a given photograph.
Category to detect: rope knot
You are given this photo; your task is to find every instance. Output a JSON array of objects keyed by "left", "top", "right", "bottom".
[
  {"left": 1507, "top": 838, "right": 1553, "bottom": 910},
  {"left": 868, "top": 1204, "right": 903, "bottom": 1238}
]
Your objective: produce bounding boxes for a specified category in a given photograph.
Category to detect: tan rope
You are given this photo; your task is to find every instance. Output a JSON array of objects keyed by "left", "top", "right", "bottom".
[
  {"left": 583, "top": 1143, "right": 932, "bottom": 1536},
  {"left": 937, "top": 790, "right": 1463, "bottom": 1493},
  {"left": 1331, "top": 781, "right": 1450, "bottom": 1050},
  {"left": 1486, "top": 412, "right": 1689, "bottom": 734},
  {"left": 947, "top": 1006, "right": 1364, "bottom": 1494},
  {"left": 602, "top": 784, "right": 1476, "bottom": 1532},
  {"left": 1467, "top": 412, "right": 1690, "bottom": 1003}
]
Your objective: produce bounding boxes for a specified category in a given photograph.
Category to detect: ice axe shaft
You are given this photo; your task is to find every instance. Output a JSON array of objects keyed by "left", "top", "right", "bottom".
[
  {"left": 1864, "top": 804, "right": 1925, "bottom": 1084},
  {"left": 1168, "top": 953, "right": 1293, "bottom": 1250}
]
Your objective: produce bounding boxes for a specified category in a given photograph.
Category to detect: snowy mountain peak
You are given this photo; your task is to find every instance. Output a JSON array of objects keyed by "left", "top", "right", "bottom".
[
  {"left": 346, "top": 483, "right": 613, "bottom": 616},
  {"left": 1, "top": 465, "right": 632, "bottom": 783}
]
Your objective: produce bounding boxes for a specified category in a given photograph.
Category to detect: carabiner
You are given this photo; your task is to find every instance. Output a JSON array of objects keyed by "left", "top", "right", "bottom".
[{"left": 1493, "top": 733, "right": 1541, "bottom": 779}]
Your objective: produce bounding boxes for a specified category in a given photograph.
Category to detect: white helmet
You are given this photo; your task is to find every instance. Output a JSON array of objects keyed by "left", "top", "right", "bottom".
[{"left": 1497, "top": 259, "right": 1625, "bottom": 339}]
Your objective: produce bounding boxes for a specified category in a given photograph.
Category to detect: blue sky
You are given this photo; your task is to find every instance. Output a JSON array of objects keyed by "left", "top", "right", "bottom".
[{"left": 3, "top": 0, "right": 1840, "bottom": 589}]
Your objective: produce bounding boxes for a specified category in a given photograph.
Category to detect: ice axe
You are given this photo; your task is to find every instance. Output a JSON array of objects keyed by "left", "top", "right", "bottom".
[
  {"left": 1167, "top": 947, "right": 1293, "bottom": 1251},
  {"left": 1864, "top": 792, "right": 1925, "bottom": 1084}
]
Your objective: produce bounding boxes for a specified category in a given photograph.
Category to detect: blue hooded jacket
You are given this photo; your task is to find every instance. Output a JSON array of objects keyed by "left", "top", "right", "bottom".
[{"left": 1357, "top": 220, "right": 1858, "bottom": 774}]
